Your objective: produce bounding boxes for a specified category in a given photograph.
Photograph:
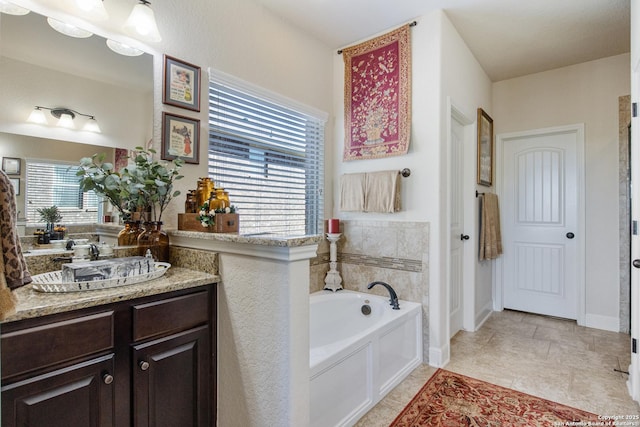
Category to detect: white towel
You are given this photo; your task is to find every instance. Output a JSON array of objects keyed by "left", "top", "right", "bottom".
[
  {"left": 364, "top": 170, "right": 401, "bottom": 213},
  {"left": 339, "top": 173, "right": 366, "bottom": 211}
]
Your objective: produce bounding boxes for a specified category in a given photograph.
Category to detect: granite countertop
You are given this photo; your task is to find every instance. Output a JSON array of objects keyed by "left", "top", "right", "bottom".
[
  {"left": 4, "top": 267, "right": 219, "bottom": 323},
  {"left": 96, "top": 223, "right": 323, "bottom": 247}
]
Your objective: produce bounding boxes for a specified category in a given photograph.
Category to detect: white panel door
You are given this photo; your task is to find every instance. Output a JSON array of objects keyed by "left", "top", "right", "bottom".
[
  {"left": 502, "top": 128, "right": 580, "bottom": 319},
  {"left": 449, "top": 115, "right": 465, "bottom": 337}
]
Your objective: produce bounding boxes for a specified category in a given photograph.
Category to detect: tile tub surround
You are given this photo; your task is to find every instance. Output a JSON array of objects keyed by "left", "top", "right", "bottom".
[{"left": 311, "top": 220, "right": 430, "bottom": 361}]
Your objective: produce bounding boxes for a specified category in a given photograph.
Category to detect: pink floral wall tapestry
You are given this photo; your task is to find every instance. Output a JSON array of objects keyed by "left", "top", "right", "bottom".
[{"left": 343, "top": 25, "right": 412, "bottom": 161}]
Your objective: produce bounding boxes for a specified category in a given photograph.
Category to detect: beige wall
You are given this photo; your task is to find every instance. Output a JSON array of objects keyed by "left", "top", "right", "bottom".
[
  {"left": 492, "top": 53, "right": 630, "bottom": 330},
  {"left": 331, "top": 10, "right": 493, "bottom": 366}
]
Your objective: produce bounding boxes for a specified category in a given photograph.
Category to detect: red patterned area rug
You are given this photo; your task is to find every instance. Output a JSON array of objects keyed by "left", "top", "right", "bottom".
[{"left": 390, "top": 369, "right": 600, "bottom": 427}]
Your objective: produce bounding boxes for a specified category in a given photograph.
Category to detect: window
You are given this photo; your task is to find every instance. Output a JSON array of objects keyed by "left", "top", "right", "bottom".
[
  {"left": 26, "top": 160, "right": 99, "bottom": 224},
  {"left": 208, "top": 70, "right": 326, "bottom": 236}
]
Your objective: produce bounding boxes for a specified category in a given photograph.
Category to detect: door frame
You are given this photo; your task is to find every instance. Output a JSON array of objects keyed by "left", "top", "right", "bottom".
[
  {"left": 627, "top": 58, "right": 640, "bottom": 403},
  {"left": 445, "top": 98, "right": 474, "bottom": 343},
  {"left": 494, "top": 123, "right": 586, "bottom": 326}
]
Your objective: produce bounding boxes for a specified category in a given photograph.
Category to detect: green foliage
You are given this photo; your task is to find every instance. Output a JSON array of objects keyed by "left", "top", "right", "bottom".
[
  {"left": 77, "top": 147, "right": 184, "bottom": 222},
  {"left": 36, "top": 205, "right": 62, "bottom": 224}
]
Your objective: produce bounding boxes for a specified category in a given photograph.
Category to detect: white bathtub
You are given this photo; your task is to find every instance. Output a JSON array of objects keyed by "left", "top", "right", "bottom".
[{"left": 310, "top": 290, "right": 422, "bottom": 427}]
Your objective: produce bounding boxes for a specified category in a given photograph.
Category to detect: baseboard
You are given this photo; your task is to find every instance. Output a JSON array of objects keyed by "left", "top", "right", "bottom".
[
  {"left": 428, "top": 343, "right": 450, "bottom": 368},
  {"left": 474, "top": 302, "right": 493, "bottom": 331},
  {"left": 584, "top": 313, "right": 619, "bottom": 332}
]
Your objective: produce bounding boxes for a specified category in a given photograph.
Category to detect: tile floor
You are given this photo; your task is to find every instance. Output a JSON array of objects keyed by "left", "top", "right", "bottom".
[{"left": 355, "top": 309, "right": 640, "bottom": 426}]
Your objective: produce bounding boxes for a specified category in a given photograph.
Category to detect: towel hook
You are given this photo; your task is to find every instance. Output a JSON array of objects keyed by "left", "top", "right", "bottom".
[
  {"left": 476, "top": 190, "right": 486, "bottom": 198},
  {"left": 400, "top": 168, "right": 411, "bottom": 178}
]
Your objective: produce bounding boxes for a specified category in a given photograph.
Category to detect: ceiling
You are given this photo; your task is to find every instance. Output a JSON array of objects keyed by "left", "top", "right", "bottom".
[
  {"left": 1, "top": 11, "right": 152, "bottom": 91},
  {"left": 254, "top": 0, "right": 631, "bottom": 82}
]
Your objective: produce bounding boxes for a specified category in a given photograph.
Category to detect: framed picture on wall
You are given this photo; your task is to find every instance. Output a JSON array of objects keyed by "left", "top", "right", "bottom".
[
  {"left": 477, "top": 108, "right": 494, "bottom": 187},
  {"left": 9, "top": 177, "right": 19, "bottom": 195},
  {"left": 161, "top": 112, "right": 200, "bottom": 164},
  {"left": 162, "top": 55, "right": 201, "bottom": 112},
  {"left": 2, "top": 157, "right": 20, "bottom": 175}
]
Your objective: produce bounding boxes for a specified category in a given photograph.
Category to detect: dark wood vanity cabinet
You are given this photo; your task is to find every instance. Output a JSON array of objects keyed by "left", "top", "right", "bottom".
[{"left": 1, "top": 284, "right": 217, "bottom": 427}]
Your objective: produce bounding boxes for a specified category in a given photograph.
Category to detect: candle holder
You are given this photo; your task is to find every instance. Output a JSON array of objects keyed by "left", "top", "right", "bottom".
[{"left": 324, "top": 233, "right": 343, "bottom": 292}]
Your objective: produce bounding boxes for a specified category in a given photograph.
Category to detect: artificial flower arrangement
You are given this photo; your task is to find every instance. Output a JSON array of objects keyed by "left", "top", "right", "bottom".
[{"left": 196, "top": 201, "right": 237, "bottom": 228}]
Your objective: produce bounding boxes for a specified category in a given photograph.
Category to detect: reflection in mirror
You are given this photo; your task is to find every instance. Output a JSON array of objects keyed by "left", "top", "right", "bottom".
[
  {"left": 0, "top": 9, "right": 153, "bottom": 147},
  {"left": 0, "top": 9, "right": 153, "bottom": 229},
  {"left": 0, "top": 133, "right": 116, "bottom": 225}
]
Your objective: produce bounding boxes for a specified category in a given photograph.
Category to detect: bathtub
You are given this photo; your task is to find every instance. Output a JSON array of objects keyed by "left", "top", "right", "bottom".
[{"left": 310, "top": 290, "right": 422, "bottom": 427}]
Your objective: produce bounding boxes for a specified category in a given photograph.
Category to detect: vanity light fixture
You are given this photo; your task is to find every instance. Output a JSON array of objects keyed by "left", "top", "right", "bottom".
[
  {"left": 47, "top": 17, "right": 93, "bottom": 38},
  {"left": 106, "top": 39, "right": 144, "bottom": 57},
  {"left": 124, "top": 0, "right": 161, "bottom": 43},
  {"left": 54, "top": 110, "right": 75, "bottom": 129},
  {"left": 27, "top": 106, "right": 102, "bottom": 133},
  {"left": 74, "top": 0, "right": 108, "bottom": 21},
  {"left": 0, "top": 0, "right": 29, "bottom": 15},
  {"left": 27, "top": 107, "right": 47, "bottom": 125}
]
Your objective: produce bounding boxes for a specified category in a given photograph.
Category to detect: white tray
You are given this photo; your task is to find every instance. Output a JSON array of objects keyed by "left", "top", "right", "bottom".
[{"left": 31, "top": 262, "right": 171, "bottom": 293}]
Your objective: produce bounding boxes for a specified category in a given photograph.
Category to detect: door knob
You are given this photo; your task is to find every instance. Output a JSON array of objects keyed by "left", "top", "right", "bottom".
[
  {"left": 566, "top": 232, "right": 575, "bottom": 239},
  {"left": 633, "top": 259, "right": 640, "bottom": 269},
  {"left": 460, "top": 234, "right": 470, "bottom": 241}
]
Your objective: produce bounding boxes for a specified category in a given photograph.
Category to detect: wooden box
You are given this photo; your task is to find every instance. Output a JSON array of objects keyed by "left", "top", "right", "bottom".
[{"left": 178, "top": 213, "right": 239, "bottom": 233}]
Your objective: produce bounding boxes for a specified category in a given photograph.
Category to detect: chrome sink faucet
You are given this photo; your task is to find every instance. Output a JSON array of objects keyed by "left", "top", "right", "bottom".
[
  {"left": 367, "top": 281, "right": 400, "bottom": 310},
  {"left": 88, "top": 243, "right": 100, "bottom": 261}
]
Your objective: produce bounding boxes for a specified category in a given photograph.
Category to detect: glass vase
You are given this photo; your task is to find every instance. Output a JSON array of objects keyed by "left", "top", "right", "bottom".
[
  {"left": 137, "top": 221, "right": 170, "bottom": 262},
  {"left": 118, "top": 220, "right": 143, "bottom": 246}
]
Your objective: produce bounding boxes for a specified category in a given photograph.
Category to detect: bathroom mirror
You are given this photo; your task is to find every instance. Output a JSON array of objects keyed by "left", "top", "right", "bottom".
[
  {"left": 0, "top": 10, "right": 153, "bottom": 147},
  {"left": 0, "top": 10, "right": 154, "bottom": 223}
]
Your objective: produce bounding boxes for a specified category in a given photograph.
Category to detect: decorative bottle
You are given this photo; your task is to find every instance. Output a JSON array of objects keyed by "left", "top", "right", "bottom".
[
  {"left": 196, "top": 177, "right": 215, "bottom": 210},
  {"left": 137, "top": 221, "right": 170, "bottom": 262}
]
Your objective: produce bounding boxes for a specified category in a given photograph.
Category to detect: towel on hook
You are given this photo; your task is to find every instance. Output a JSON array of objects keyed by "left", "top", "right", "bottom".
[
  {"left": 0, "top": 170, "right": 31, "bottom": 320},
  {"left": 340, "top": 173, "right": 366, "bottom": 211},
  {"left": 479, "top": 192, "right": 503, "bottom": 260},
  {"left": 364, "top": 170, "right": 401, "bottom": 213}
]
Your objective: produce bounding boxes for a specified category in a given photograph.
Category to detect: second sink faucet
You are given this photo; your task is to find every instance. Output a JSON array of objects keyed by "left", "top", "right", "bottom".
[
  {"left": 88, "top": 243, "right": 100, "bottom": 261},
  {"left": 367, "top": 281, "right": 400, "bottom": 310}
]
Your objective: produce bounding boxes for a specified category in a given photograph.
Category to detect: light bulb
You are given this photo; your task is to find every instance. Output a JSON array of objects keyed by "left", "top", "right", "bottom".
[
  {"left": 47, "top": 17, "right": 93, "bottom": 38},
  {"left": 57, "top": 113, "right": 75, "bottom": 129},
  {"left": 27, "top": 108, "right": 47, "bottom": 124},
  {"left": 83, "top": 117, "right": 101, "bottom": 133},
  {"left": 106, "top": 39, "right": 144, "bottom": 57},
  {"left": 75, "top": 0, "right": 108, "bottom": 21},
  {"left": 124, "top": 1, "right": 161, "bottom": 43},
  {"left": 0, "top": 0, "right": 29, "bottom": 15}
]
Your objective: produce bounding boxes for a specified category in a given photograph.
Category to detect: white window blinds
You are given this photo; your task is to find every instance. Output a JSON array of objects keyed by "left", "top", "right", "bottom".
[
  {"left": 208, "top": 72, "right": 326, "bottom": 236},
  {"left": 26, "top": 160, "right": 99, "bottom": 224}
]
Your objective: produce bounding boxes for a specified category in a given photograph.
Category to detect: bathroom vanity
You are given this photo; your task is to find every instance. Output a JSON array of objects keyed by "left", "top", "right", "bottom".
[{"left": 1, "top": 267, "right": 218, "bottom": 427}]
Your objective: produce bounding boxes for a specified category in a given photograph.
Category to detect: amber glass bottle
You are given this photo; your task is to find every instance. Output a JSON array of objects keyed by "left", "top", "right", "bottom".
[
  {"left": 137, "top": 221, "right": 170, "bottom": 262},
  {"left": 118, "top": 220, "right": 143, "bottom": 246}
]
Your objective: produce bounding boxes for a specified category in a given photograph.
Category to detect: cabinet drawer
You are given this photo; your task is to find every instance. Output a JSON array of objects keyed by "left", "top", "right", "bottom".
[
  {"left": 1, "top": 311, "right": 114, "bottom": 381},
  {"left": 132, "top": 290, "right": 209, "bottom": 342}
]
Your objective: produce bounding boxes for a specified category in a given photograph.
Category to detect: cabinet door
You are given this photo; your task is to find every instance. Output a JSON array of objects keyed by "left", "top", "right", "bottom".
[
  {"left": 133, "top": 325, "right": 210, "bottom": 427},
  {"left": 1, "top": 354, "right": 115, "bottom": 427}
]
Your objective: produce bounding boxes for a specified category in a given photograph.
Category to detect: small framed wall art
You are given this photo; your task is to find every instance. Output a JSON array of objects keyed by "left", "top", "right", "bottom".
[
  {"left": 2, "top": 157, "right": 21, "bottom": 175},
  {"left": 162, "top": 55, "right": 201, "bottom": 112},
  {"left": 161, "top": 112, "right": 200, "bottom": 164},
  {"left": 477, "top": 108, "right": 494, "bottom": 187}
]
